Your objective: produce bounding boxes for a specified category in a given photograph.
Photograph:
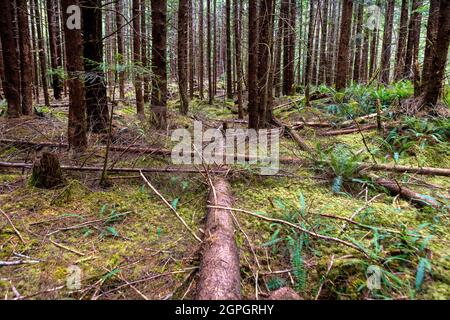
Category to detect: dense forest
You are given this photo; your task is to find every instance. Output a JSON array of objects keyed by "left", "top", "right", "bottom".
[{"left": 0, "top": 0, "right": 449, "bottom": 301}]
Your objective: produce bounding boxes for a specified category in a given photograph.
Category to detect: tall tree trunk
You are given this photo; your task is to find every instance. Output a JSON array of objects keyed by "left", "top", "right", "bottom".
[
  {"left": 319, "top": 0, "right": 329, "bottom": 85},
  {"left": 304, "top": 0, "right": 316, "bottom": 106},
  {"left": 17, "top": 0, "right": 33, "bottom": 115},
  {"left": 257, "top": 0, "right": 275, "bottom": 128},
  {"left": 133, "top": 0, "right": 144, "bottom": 116},
  {"left": 151, "top": 0, "right": 168, "bottom": 129},
  {"left": 83, "top": 0, "right": 109, "bottom": 133},
  {"left": 380, "top": 0, "right": 395, "bottom": 84},
  {"left": 34, "top": 0, "right": 50, "bottom": 106},
  {"left": 225, "top": 0, "right": 233, "bottom": 100},
  {"left": 30, "top": 1, "right": 40, "bottom": 103},
  {"left": 46, "top": 0, "right": 63, "bottom": 100},
  {"left": 274, "top": 1, "right": 285, "bottom": 97},
  {"left": 282, "top": 0, "right": 295, "bottom": 95},
  {"left": 207, "top": 0, "right": 213, "bottom": 104},
  {"left": 115, "top": 0, "right": 125, "bottom": 100},
  {"left": 142, "top": 0, "right": 150, "bottom": 103},
  {"left": 0, "top": 0, "right": 21, "bottom": 117},
  {"left": 61, "top": 0, "right": 87, "bottom": 153},
  {"left": 335, "top": 0, "right": 353, "bottom": 91},
  {"left": 419, "top": 0, "right": 439, "bottom": 96},
  {"left": 212, "top": 0, "right": 217, "bottom": 96},
  {"left": 188, "top": 0, "right": 195, "bottom": 99},
  {"left": 198, "top": 0, "right": 204, "bottom": 100},
  {"left": 420, "top": 0, "right": 450, "bottom": 108},
  {"left": 247, "top": 0, "right": 259, "bottom": 129},
  {"left": 403, "top": 0, "right": 423, "bottom": 79},
  {"left": 360, "top": 26, "right": 369, "bottom": 83},
  {"left": 352, "top": 3, "right": 363, "bottom": 83},
  {"left": 394, "top": 0, "right": 410, "bottom": 81},
  {"left": 233, "top": 0, "right": 243, "bottom": 119},
  {"left": 178, "top": 0, "right": 189, "bottom": 114},
  {"left": 311, "top": 8, "right": 320, "bottom": 86}
]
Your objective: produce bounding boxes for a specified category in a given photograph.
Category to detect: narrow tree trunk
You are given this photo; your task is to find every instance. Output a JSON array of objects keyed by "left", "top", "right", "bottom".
[
  {"left": 233, "top": 0, "right": 243, "bottom": 119},
  {"left": 282, "top": 0, "right": 295, "bottom": 95},
  {"left": 247, "top": 0, "right": 259, "bottom": 129},
  {"left": 198, "top": 0, "right": 204, "bottom": 100},
  {"left": 304, "top": 0, "right": 316, "bottom": 106},
  {"left": 403, "top": 0, "right": 423, "bottom": 78},
  {"left": 225, "top": 0, "right": 233, "bottom": 100},
  {"left": 178, "top": 0, "right": 189, "bottom": 114},
  {"left": 83, "top": 0, "right": 109, "bottom": 133},
  {"left": 380, "top": 0, "right": 395, "bottom": 84},
  {"left": 0, "top": 0, "right": 21, "bottom": 117},
  {"left": 207, "top": 0, "right": 213, "bottom": 104},
  {"left": 46, "top": 0, "right": 63, "bottom": 100},
  {"left": 34, "top": 0, "right": 50, "bottom": 106},
  {"left": 61, "top": 0, "right": 87, "bottom": 154},
  {"left": 150, "top": 0, "right": 168, "bottom": 129},
  {"left": 142, "top": 0, "right": 150, "bottom": 104},
  {"left": 17, "top": 0, "right": 33, "bottom": 115},
  {"left": 394, "top": 0, "right": 410, "bottom": 81},
  {"left": 360, "top": 27, "right": 369, "bottom": 83},
  {"left": 352, "top": 3, "right": 363, "bottom": 83},
  {"left": 335, "top": 0, "right": 353, "bottom": 91},
  {"left": 273, "top": 1, "right": 285, "bottom": 97},
  {"left": 319, "top": 0, "right": 329, "bottom": 85},
  {"left": 115, "top": 0, "right": 125, "bottom": 100},
  {"left": 133, "top": 0, "right": 144, "bottom": 116},
  {"left": 188, "top": 0, "right": 195, "bottom": 99}
]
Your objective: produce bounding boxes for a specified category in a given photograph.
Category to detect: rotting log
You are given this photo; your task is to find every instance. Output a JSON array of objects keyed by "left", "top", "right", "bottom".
[
  {"left": 272, "top": 117, "right": 314, "bottom": 154},
  {"left": 196, "top": 178, "right": 241, "bottom": 300},
  {"left": 369, "top": 173, "right": 441, "bottom": 208}
]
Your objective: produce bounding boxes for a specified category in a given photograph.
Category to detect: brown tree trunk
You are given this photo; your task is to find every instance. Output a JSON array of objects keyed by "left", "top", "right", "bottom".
[
  {"left": 233, "top": 0, "right": 244, "bottom": 119},
  {"left": 115, "top": 0, "right": 125, "bottom": 100},
  {"left": 394, "top": 0, "right": 410, "bottom": 81},
  {"left": 225, "top": 0, "right": 233, "bottom": 100},
  {"left": 352, "top": 3, "right": 363, "bottom": 83},
  {"left": 380, "top": 0, "right": 394, "bottom": 84},
  {"left": 207, "top": 0, "right": 213, "bottom": 104},
  {"left": 304, "top": 0, "right": 316, "bottom": 106},
  {"left": 17, "top": 0, "right": 33, "bottom": 115},
  {"left": 142, "top": 0, "right": 150, "bottom": 104},
  {"left": 403, "top": 0, "right": 423, "bottom": 79},
  {"left": 273, "top": 1, "right": 285, "bottom": 97},
  {"left": 335, "top": 0, "right": 353, "bottom": 91},
  {"left": 188, "top": 0, "right": 195, "bottom": 99},
  {"left": 46, "top": 0, "right": 63, "bottom": 100},
  {"left": 247, "top": 0, "right": 259, "bottom": 129},
  {"left": 420, "top": 0, "right": 450, "bottom": 108},
  {"left": 151, "top": 0, "right": 168, "bottom": 129},
  {"left": 83, "top": 0, "right": 109, "bottom": 133},
  {"left": 178, "top": 0, "right": 189, "bottom": 114},
  {"left": 198, "top": 0, "right": 204, "bottom": 100},
  {"left": 133, "top": 0, "right": 144, "bottom": 116},
  {"left": 34, "top": 0, "right": 50, "bottom": 106},
  {"left": 360, "top": 27, "right": 369, "bottom": 83},
  {"left": 196, "top": 178, "right": 241, "bottom": 300},
  {"left": 0, "top": 0, "right": 21, "bottom": 117},
  {"left": 282, "top": 0, "right": 295, "bottom": 95},
  {"left": 61, "top": 0, "right": 87, "bottom": 153},
  {"left": 319, "top": 0, "right": 329, "bottom": 85}
]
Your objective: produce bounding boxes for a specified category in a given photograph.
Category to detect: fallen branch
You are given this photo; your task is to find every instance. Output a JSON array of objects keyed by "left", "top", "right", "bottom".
[
  {"left": 196, "top": 179, "right": 241, "bottom": 300},
  {"left": 360, "top": 163, "right": 450, "bottom": 177},
  {"left": 207, "top": 205, "right": 371, "bottom": 258},
  {"left": 272, "top": 117, "right": 314, "bottom": 154},
  {"left": 0, "top": 209, "right": 26, "bottom": 244},
  {"left": 0, "top": 259, "right": 40, "bottom": 266},
  {"left": 139, "top": 171, "right": 202, "bottom": 243}
]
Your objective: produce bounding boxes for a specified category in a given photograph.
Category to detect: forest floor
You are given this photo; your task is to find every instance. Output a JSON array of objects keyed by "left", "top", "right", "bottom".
[{"left": 0, "top": 83, "right": 449, "bottom": 300}]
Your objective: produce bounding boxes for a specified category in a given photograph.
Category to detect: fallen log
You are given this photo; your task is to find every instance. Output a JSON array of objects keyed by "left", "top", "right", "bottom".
[
  {"left": 359, "top": 163, "right": 450, "bottom": 177},
  {"left": 368, "top": 173, "right": 441, "bottom": 208},
  {"left": 318, "top": 124, "right": 379, "bottom": 136},
  {"left": 196, "top": 178, "right": 241, "bottom": 300},
  {"left": 272, "top": 117, "right": 314, "bottom": 154}
]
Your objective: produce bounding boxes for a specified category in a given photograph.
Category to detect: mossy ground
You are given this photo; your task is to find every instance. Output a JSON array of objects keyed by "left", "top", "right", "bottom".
[{"left": 0, "top": 86, "right": 449, "bottom": 300}]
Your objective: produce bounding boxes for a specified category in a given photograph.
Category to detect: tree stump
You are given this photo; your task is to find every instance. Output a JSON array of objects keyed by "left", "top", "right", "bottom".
[{"left": 30, "top": 152, "right": 64, "bottom": 188}]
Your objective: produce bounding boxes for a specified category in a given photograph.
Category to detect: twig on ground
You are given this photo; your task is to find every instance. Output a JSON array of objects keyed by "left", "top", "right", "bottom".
[{"left": 0, "top": 209, "right": 26, "bottom": 244}]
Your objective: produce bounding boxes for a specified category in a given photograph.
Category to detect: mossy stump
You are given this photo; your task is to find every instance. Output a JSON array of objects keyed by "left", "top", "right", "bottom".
[{"left": 30, "top": 152, "right": 64, "bottom": 189}]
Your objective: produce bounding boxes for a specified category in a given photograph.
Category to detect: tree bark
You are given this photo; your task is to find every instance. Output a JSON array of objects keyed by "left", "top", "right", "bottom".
[
  {"left": 133, "top": 0, "right": 144, "bottom": 116},
  {"left": 282, "top": 0, "right": 295, "bottom": 95},
  {"left": 225, "top": 0, "right": 233, "bottom": 100},
  {"left": 115, "top": 0, "right": 125, "bottom": 100},
  {"left": 304, "top": 0, "right": 316, "bottom": 106},
  {"left": 352, "top": 3, "right": 363, "bottom": 83},
  {"left": 17, "top": 0, "right": 33, "bottom": 115},
  {"left": 319, "top": 0, "right": 329, "bottom": 85},
  {"left": 207, "top": 0, "right": 213, "bottom": 104},
  {"left": 188, "top": 0, "right": 195, "bottom": 99},
  {"left": 178, "top": 0, "right": 189, "bottom": 114},
  {"left": 46, "top": 0, "right": 63, "bottom": 100},
  {"left": 394, "top": 0, "right": 410, "bottom": 81},
  {"left": 198, "top": 0, "right": 204, "bottom": 100},
  {"left": 61, "top": 0, "right": 87, "bottom": 154},
  {"left": 335, "top": 0, "right": 353, "bottom": 91},
  {"left": 380, "top": 0, "right": 395, "bottom": 84},
  {"left": 34, "top": 0, "right": 50, "bottom": 106},
  {"left": 142, "top": 0, "right": 150, "bottom": 104},
  {"left": 247, "top": 0, "right": 259, "bottom": 129},
  {"left": 151, "top": 0, "right": 168, "bottom": 129},
  {"left": 0, "top": 0, "right": 21, "bottom": 117},
  {"left": 233, "top": 0, "right": 243, "bottom": 119},
  {"left": 196, "top": 178, "right": 241, "bottom": 300},
  {"left": 31, "top": 152, "right": 64, "bottom": 189},
  {"left": 83, "top": 0, "right": 109, "bottom": 133},
  {"left": 403, "top": 0, "right": 423, "bottom": 79}
]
